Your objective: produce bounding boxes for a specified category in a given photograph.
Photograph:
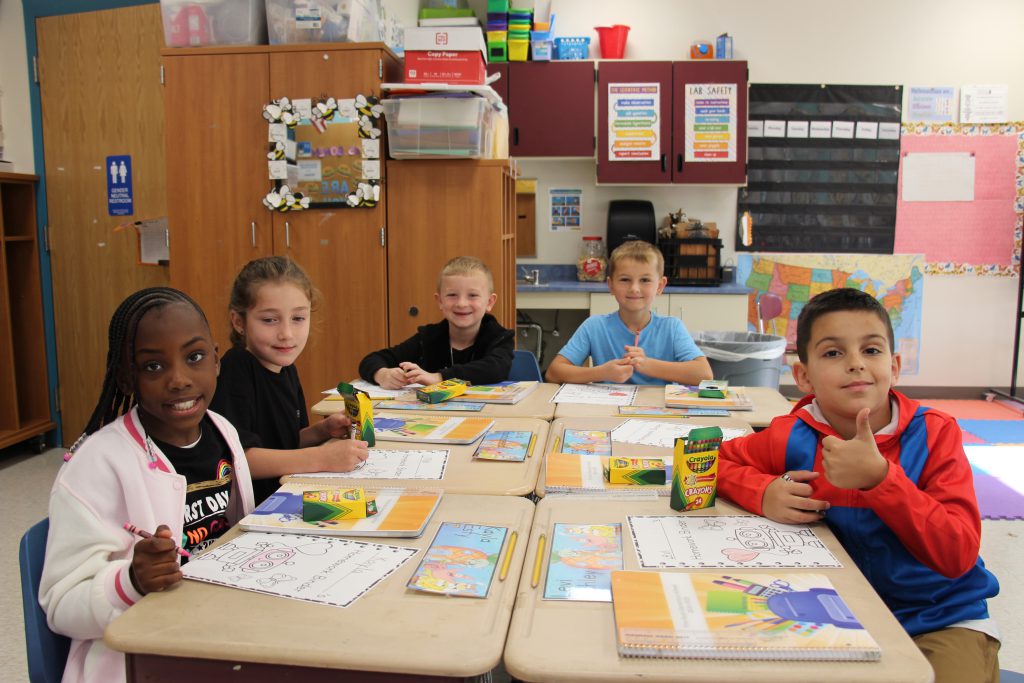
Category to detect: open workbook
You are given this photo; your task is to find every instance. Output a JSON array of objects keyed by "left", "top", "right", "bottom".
[
  {"left": 664, "top": 384, "right": 754, "bottom": 410},
  {"left": 239, "top": 484, "right": 443, "bottom": 538},
  {"left": 610, "top": 571, "right": 881, "bottom": 661},
  {"left": 374, "top": 415, "right": 494, "bottom": 444}
]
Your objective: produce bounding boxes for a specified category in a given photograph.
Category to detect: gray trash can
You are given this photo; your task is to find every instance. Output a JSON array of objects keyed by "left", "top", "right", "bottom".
[{"left": 695, "top": 331, "right": 787, "bottom": 389}]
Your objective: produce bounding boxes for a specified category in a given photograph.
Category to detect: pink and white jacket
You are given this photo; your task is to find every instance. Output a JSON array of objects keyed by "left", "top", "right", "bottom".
[{"left": 39, "top": 408, "right": 254, "bottom": 683}]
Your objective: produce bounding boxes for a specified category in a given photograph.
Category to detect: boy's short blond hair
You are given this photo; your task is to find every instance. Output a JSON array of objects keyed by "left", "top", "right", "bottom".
[
  {"left": 437, "top": 256, "right": 494, "bottom": 293},
  {"left": 608, "top": 240, "right": 664, "bottom": 279}
]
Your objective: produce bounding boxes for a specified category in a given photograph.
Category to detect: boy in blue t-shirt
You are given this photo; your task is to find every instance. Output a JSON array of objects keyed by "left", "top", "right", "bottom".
[{"left": 545, "top": 240, "right": 712, "bottom": 386}]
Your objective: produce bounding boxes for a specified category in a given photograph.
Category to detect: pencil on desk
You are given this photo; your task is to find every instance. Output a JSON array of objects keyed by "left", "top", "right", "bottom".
[
  {"left": 530, "top": 533, "right": 547, "bottom": 588},
  {"left": 499, "top": 531, "right": 517, "bottom": 581},
  {"left": 526, "top": 433, "right": 537, "bottom": 458}
]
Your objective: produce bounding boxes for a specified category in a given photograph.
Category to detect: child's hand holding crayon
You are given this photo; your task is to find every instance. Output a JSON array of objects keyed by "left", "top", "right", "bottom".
[
  {"left": 319, "top": 411, "right": 354, "bottom": 441},
  {"left": 623, "top": 343, "right": 648, "bottom": 372},
  {"left": 374, "top": 366, "right": 412, "bottom": 390},
  {"left": 317, "top": 437, "right": 369, "bottom": 473},
  {"left": 128, "top": 524, "right": 183, "bottom": 594},
  {"left": 761, "top": 471, "right": 830, "bottom": 525},
  {"left": 598, "top": 357, "right": 634, "bottom": 383},
  {"left": 399, "top": 362, "right": 442, "bottom": 386}
]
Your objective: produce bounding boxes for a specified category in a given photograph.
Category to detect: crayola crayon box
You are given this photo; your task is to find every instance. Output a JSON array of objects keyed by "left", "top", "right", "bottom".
[
  {"left": 302, "top": 488, "right": 378, "bottom": 522},
  {"left": 337, "top": 382, "right": 375, "bottom": 446},
  {"left": 416, "top": 378, "right": 468, "bottom": 404},
  {"left": 604, "top": 457, "right": 667, "bottom": 485},
  {"left": 670, "top": 426, "right": 723, "bottom": 511}
]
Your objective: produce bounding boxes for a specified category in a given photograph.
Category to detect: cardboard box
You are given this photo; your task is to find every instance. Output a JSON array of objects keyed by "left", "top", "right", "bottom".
[
  {"left": 416, "top": 378, "right": 468, "bottom": 403},
  {"left": 302, "top": 488, "right": 378, "bottom": 522},
  {"left": 604, "top": 457, "right": 667, "bottom": 485},
  {"left": 404, "top": 26, "right": 488, "bottom": 84}
]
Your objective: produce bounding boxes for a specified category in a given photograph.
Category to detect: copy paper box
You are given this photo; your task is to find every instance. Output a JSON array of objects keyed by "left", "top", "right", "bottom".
[
  {"left": 302, "top": 488, "right": 378, "bottom": 522},
  {"left": 416, "top": 378, "right": 468, "bottom": 403},
  {"left": 404, "top": 26, "right": 488, "bottom": 84},
  {"left": 604, "top": 457, "right": 667, "bottom": 485}
]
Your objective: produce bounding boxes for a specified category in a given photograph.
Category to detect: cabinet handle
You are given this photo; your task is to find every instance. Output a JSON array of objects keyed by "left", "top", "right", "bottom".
[
  {"left": 250, "top": 221, "right": 256, "bottom": 248},
  {"left": 285, "top": 221, "right": 291, "bottom": 248},
  {"left": 512, "top": 128, "right": 519, "bottom": 147},
  {"left": 677, "top": 154, "right": 683, "bottom": 173},
  {"left": 661, "top": 154, "right": 667, "bottom": 173},
  {"left": 408, "top": 306, "right": 419, "bottom": 317}
]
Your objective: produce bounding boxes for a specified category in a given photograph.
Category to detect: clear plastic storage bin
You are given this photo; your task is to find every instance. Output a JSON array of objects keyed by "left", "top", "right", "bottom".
[
  {"left": 265, "top": 0, "right": 381, "bottom": 44},
  {"left": 383, "top": 97, "right": 500, "bottom": 159},
  {"left": 161, "top": 0, "right": 267, "bottom": 47}
]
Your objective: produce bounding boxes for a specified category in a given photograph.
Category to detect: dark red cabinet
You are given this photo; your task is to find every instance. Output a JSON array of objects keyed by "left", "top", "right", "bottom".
[
  {"left": 488, "top": 61, "right": 595, "bottom": 157},
  {"left": 597, "top": 60, "right": 747, "bottom": 184}
]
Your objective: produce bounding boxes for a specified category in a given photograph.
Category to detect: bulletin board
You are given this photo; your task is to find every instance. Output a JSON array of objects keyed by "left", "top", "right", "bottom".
[{"left": 895, "top": 123, "right": 1024, "bottom": 276}]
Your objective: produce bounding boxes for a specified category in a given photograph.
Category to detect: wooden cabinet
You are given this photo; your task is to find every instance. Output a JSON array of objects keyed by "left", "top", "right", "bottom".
[
  {"left": 164, "top": 44, "right": 399, "bottom": 398},
  {"left": 488, "top": 62, "right": 595, "bottom": 158},
  {"left": 0, "top": 173, "right": 54, "bottom": 451},
  {"left": 598, "top": 60, "right": 748, "bottom": 184},
  {"left": 386, "top": 160, "right": 516, "bottom": 344}
]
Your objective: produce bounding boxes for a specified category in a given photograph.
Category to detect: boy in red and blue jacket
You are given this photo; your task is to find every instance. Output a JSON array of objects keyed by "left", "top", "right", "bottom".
[{"left": 718, "top": 288, "right": 1000, "bottom": 683}]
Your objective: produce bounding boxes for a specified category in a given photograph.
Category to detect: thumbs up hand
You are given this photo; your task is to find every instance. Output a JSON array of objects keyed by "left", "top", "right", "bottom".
[{"left": 820, "top": 408, "right": 889, "bottom": 490}]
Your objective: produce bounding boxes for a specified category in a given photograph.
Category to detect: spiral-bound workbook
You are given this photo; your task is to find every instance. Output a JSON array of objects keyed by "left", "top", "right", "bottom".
[{"left": 610, "top": 571, "right": 881, "bottom": 661}]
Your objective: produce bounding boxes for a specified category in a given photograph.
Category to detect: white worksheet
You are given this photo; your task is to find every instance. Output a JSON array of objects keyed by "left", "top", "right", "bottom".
[
  {"left": 610, "top": 419, "right": 747, "bottom": 448},
  {"left": 293, "top": 449, "right": 449, "bottom": 480},
  {"left": 551, "top": 383, "right": 638, "bottom": 406},
  {"left": 626, "top": 516, "right": 841, "bottom": 569},
  {"left": 182, "top": 532, "right": 418, "bottom": 608}
]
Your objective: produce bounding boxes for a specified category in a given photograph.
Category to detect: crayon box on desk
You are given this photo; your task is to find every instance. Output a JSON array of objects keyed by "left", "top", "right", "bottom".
[
  {"left": 416, "top": 378, "right": 468, "bottom": 403},
  {"left": 337, "top": 382, "right": 375, "bottom": 446},
  {"left": 302, "top": 488, "right": 378, "bottom": 522},
  {"left": 670, "top": 426, "right": 722, "bottom": 511},
  {"left": 604, "top": 457, "right": 667, "bottom": 485}
]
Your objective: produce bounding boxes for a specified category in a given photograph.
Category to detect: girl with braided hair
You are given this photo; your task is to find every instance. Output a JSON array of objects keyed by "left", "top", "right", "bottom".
[{"left": 39, "top": 287, "right": 255, "bottom": 683}]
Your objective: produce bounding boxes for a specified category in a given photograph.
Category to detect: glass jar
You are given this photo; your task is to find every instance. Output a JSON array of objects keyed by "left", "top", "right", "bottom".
[{"left": 577, "top": 236, "right": 607, "bottom": 282}]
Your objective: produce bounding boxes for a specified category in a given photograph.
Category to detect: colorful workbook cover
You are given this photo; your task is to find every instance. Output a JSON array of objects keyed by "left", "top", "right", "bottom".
[
  {"left": 407, "top": 522, "right": 508, "bottom": 598},
  {"left": 473, "top": 430, "right": 534, "bottom": 462},
  {"left": 543, "top": 523, "right": 623, "bottom": 602},
  {"left": 561, "top": 429, "right": 612, "bottom": 456},
  {"left": 376, "top": 400, "right": 486, "bottom": 412},
  {"left": 610, "top": 571, "right": 881, "bottom": 661},
  {"left": 373, "top": 416, "right": 494, "bottom": 444},
  {"left": 451, "top": 380, "right": 539, "bottom": 404},
  {"left": 618, "top": 406, "right": 731, "bottom": 417},
  {"left": 664, "top": 384, "right": 753, "bottom": 410},
  {"left": 544, "top": 451, "right": 669, "bottom": 496}
]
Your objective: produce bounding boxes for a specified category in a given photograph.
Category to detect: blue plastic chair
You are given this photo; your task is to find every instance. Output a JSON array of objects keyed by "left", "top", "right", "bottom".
[
  {"left": 510, "top": 349, "right": 543, "bottom": 382},
  {"left": 19, "top": 518, "right": 70, "bottom": 683}
]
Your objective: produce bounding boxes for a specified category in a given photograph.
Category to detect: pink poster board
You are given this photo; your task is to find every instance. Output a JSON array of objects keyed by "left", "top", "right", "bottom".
[{"left": 895, "top": 125, "right": 1023, "bottom": 276}]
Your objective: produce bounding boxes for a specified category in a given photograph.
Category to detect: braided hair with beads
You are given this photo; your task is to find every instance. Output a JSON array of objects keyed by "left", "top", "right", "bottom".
[{"left": 78, "top": 287, "right": 210, "bottom": 444}]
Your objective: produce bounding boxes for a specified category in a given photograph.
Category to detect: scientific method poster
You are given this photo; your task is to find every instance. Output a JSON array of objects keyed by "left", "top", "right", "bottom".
[
  {"left": 684, "top": 83, "right": 737, "bottom": 162},
  {"left": 607, "top": 83, "right": 660, "bottom": 161}
]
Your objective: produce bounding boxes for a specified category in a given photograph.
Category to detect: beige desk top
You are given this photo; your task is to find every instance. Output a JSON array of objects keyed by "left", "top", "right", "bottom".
[
  {"left": 504, "top": 497, "right": 934, "bottom": 683},
  {"left": 313, "top": 382, "right": 560, "bottom": 421},
  {"left": 536, "top": 416, "right": 753, "bottom": 498},
  {"left": 106, "top": 494, "right": 535, "bottom": 679},
  {"left": 553, "top": 385, "right": 794, "bottom": 428},
  {"left": 287, "top": 416, "right": 548, "bottom": 497}
]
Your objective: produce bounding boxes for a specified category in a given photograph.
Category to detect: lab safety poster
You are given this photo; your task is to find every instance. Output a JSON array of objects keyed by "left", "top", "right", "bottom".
[
  {"left": 684, "top": 83, "right": 737, "bottom": 162},
  {"left": 607, "top": 83, "right": 660, "bottom": 161}
]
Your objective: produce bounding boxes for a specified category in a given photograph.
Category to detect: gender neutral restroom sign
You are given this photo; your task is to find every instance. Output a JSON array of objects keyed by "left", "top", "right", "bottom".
[{"left": 106, "top": 154, "right": 133, "bottom": 216}]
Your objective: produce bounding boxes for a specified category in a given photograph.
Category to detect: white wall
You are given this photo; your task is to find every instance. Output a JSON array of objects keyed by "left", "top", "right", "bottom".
[
  {"left": 3, "top": 0, "right": 1022, "bottom": 388},
  {"left": 0, "top": 0, "right": 34, "bottom": 172}
]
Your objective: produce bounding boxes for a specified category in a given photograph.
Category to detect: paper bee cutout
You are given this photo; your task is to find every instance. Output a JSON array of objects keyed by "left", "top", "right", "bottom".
[
  {"left": 262, "top": 97, "right": 300, "bottom": 128},
  {"left": 311, "top": 96, "right": 338, "bottom": 122},
  {"left": 346, "top": 181, "right": 381, "bottom": 208},
  {"left": 354, "top": 94, "right": 383, "bottom": 139},
  {"left": 267, "top": 141, "right": 286, "bottom": 161},
  {"left": 263, "top": 185, "right": 310, "bottom": 212}
]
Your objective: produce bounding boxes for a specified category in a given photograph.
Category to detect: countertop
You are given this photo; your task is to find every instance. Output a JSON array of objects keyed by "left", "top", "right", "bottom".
[{"left": 515, "top": 264, "right": 750, "bottom": 295}]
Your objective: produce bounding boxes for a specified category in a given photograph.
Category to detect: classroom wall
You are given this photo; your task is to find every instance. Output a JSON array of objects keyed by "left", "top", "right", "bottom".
[
  {"left": 0, "top": 0, "right": 35, "bottom": 172},
  {"left": 3, "top": 0, "right": 1023, "bottom": 389},
  {"left": 495, "top": 0, "right": 1024, "bottom": 390}
]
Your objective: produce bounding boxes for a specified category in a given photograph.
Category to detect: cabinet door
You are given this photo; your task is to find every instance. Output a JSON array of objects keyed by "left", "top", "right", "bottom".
[
  {"left": 166, "top": 53, "right": 272, "bottom": 353},
  {"left": 386, "top": 160, "right": 514, "bottom": 344},
  {"left": 597, "top": 61, "right": 673, "bottom": 183},
  {"left": 507, "top": 62, "right": 595, "bottom": 157},
  {"left": 668, "top": 294, "right": 748, "bottom": 334},
  {"left": 671, "top": 61, "right": 748, "bottom": 184},
  {"left": 269, "top": 48, "right": 391, "bottom": 392}
]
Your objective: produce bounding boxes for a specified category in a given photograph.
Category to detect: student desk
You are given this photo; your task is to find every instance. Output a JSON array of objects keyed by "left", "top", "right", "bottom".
[
  {"left": 311, "top": 382, "right": 560, "bottom": 421},
  {"left": 552, "top": 385, "right": 793, "bottom": 429},
  {"left": 503, "top": 497, "right": 934, "bottom": 683},
  {"left": 536, "top": 416, "right": 753, "bottom": 497},
  {"left": 286, "top": 417, "right": 549, "bottom": 497},
  {"left": 105, "top": 494, "right": 535, "bottom": 682}
]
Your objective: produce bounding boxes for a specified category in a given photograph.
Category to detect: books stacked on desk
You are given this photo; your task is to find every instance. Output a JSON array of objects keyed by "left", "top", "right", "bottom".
[
  {"left": 452, "top": 380, "right": 539, "bottom": 405},
  {"left": 664, "top": 383, "right": 753, "bottom": 411},
  {"left": 610, "top": 571, "right": 881, "bottom": 661}
]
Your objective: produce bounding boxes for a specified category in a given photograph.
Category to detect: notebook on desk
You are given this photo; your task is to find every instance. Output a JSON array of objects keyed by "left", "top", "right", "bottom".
[
  {"left": 664, "top": 384, "right": 753, "bottom": 410},
  {"left": 450, "top": 380, "right": 539, "bottom": 404}
]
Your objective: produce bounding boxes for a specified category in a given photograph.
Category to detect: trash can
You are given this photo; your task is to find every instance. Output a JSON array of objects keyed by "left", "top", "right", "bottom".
[{"left": 695, "top": 331, "right": 787, "bottom": 389}]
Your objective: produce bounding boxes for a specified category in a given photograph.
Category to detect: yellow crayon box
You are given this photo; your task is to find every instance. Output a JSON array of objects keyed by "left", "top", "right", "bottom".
[
  {"left": 302, "top": 488, "right": 378, "bottom": 522},
  {"left": 603, "top": 457, "right": 667, "bottom": 485},
  {"left": 337, "top": 382, "right": 375, "bottom": 446},
  {"left": 670, "top": 445, "right": 719, "bottom": 511},
  {"left": 416, "top": 378, "right": 468, "bottom": 404}
]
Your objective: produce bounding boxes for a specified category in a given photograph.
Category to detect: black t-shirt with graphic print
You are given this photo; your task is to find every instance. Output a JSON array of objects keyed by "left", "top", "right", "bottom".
[{"left": 151, "top": 415, "right": 233, "bottom": 559}]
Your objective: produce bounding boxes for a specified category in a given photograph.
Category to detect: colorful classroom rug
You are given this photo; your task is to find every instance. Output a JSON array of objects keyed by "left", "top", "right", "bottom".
[{"left": 921, "top": 398, "right": 1024, "bottom": 520}]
